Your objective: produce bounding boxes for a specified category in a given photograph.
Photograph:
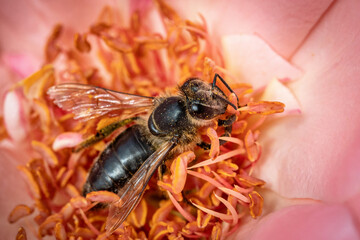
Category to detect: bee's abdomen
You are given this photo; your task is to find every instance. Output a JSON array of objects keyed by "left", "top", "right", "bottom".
[{"left": 83, "top": 125, "right": 155, "bottom": 196}]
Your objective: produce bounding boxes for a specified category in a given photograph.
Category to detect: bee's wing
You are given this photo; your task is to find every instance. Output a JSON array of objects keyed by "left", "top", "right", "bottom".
[
  {"left": 47, "top": 83, "right": 155, "bottom": 120},
  {"left": 105, "top": 140, "right": 177, "bottom": 234}
]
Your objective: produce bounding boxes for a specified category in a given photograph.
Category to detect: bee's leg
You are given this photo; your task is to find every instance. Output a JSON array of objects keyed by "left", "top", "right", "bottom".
[
  {"left": 73, "top": 117, "right": 137, "bottom": 152},
  {"left": 157, "top": 163, "right": 167, "bottom": 180},
  {"left": 197, "top": 142, "right": 211, "bottom": 150},
  {"left": 196, "top": 115, "right": 237, "bottom": 150},
  {"left": 218, "top": 114, "right": 236, "bottom": 145},
  {"left": 212, "top": 73, "right": 239, "bottom": 107}
]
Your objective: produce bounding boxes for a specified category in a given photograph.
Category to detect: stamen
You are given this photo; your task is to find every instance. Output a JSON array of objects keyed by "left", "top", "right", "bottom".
[
  {"left": 190, "top": 200, "right": 243, "bottom": 221},
  {"left": 79, "top": 209, "right": 101, "bottom": 236},
  {"left": 218, "top": 187, "right": 249, "bottom": 203},
  {"left": 218, "top": 136, "right": 243, "bottom": 146},
  {"left": 167, "top": 191, "right": 195, "bottom": 222},
  {"left": 238, "top": 101, "right": 285, "bottom": 115},
  {"left": 188, "top": 149, "right": 244, "bottom": 169},
  {"left": 8, "top": 204, "right": 34, "bottom": 224},
  {"left": 213, "top": 192, "right": 238, "bottom": 225},
  {"left": 16, "top": 227, "right": 27, "bottom": 240}
]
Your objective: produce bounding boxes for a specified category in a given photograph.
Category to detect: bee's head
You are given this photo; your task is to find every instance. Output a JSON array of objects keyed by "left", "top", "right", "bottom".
[{"left": 180, "top": 78, "right": 235, "bottom": 120}]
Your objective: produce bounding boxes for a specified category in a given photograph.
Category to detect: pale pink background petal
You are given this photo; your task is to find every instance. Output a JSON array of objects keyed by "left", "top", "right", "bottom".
[
  {"left": 256, "top": 0, "right": 360, "bottom": 202},
  {"left": 0, "top": 143, "right": 34, "bottom": 239},
  {"left": 222, "top": 35, "right": 302, "bottom": 89},
  {"left": 243, "top": 203, "right": 359, "bottom": 240},
  {"left": 170, "top": 0, "right": 334, "bottom": 58},
  {"left": 0, "top": 0, "right": 123, "bottom": 60}
]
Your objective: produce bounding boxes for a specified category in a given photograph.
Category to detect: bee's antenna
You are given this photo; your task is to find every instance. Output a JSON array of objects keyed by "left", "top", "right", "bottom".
[{"left": 212, "top": 73, "right": 239, "bottom": 107}]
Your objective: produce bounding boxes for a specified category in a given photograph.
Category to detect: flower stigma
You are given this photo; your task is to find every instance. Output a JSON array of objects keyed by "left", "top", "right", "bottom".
[{"left": 5, "top": 1, "right": 286, "bottom": 239}]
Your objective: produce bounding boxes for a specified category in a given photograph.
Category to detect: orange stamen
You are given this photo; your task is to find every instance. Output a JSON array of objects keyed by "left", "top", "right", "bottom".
[
  {"left": 8, "top": 204, "right": 34, "bottom": 224},
  {"left": 218, "top": 187, "right": 249, "bottom": 203},
  {"left": 190, "top": 201, "right": 242, "bottom": 221},
  {"left": 16, "top": 227, "right": 27, "bottom": 240},
  {"left": 207, "top": 128, "right": 219, "bottom": 159},
  {"left": 213, "top": 192, "right": 238, "bottom": 225},
  {"left": 188, "top": 149, "right": 244, "bottom": 169},
  {"left": 239, "top": 101, "right": 285, "bottom": 115},
  {"left": 167, "top": 191, "right": 195, "bottom": 222}
]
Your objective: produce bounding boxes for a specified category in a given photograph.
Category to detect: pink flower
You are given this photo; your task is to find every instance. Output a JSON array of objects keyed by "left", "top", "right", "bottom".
[{"left": 1, "top": 0, "right": 360, "bottom": 239}]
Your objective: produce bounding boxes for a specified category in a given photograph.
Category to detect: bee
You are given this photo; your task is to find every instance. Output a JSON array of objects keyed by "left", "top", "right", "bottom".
[{"left": 47, "top": 73, "right": 239, "bottom": 233}]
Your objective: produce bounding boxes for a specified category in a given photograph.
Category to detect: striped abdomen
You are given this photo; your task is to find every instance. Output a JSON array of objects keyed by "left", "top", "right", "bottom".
[{"left": 83, "top": 125, "right": 155, "bottom": 196}]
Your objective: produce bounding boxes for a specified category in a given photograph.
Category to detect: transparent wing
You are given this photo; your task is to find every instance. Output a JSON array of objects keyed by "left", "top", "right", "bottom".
[
  {"left": 47, "top": 83, "right": 155, "bottom": 120},
  {"left": 105, "top": 140, "right": 177, "bottom": 235}
]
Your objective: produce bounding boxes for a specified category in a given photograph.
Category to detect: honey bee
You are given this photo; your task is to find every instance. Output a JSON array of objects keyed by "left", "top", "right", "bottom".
[{"left": 47, "top": 73, "right": 239, "bottom": 234}]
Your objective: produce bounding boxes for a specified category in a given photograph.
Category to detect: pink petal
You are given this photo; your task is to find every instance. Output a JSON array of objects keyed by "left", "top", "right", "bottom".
[
  {"left": 3, "top": 90, "right": 29, "bottom": 142},
  {"left": 52, "top": 132, "right": 83, "bottom": 151},
  {"left": 235, "top": 203, "right": 359, "bottom": 240},
  {"left": 261, "top": 78, "right": 302, "bottom": 116},
  {"left": 0, "top": 65, "right": 18, "bottom": 113},
  {"left": 222, "top": 35, "right": 302, "bottom": 89},
  {"left": 2, "top": 54, "right": 40, "bottom": 79},
  {"left": 256, "top": 0, "right": 360, "bottom": 201},
  {"left": 0, "top": 0, "right": 122, "bottom": 60},
  {"left": 345, "top": 191, "right": 360, "bottom": 230},
  {"left": 0, "top": 144, "right": 33, "bottom": 240},
  {"left": 171, "top": 0, "right": 334, "bottom": 58}
]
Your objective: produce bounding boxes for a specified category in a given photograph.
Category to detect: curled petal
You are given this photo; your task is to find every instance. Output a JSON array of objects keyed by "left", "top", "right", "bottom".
[
  {"left": 3, "top": 90, "right": 29, "bottom": 142},
  {"left": 52, "top": 132, "right": 83, "bottom": 151}
]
